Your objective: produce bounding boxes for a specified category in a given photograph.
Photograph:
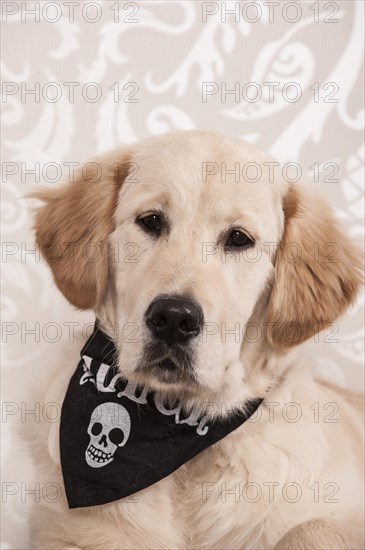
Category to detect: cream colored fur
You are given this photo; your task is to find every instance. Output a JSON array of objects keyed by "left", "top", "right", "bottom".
[{"left": 30, "top": 131, "right": 364, "bottom": 549}]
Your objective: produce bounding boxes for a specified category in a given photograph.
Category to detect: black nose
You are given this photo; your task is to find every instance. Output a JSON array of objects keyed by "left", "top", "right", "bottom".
[{"left": 145, "top": 295, "right": 203, "bottom": 345}]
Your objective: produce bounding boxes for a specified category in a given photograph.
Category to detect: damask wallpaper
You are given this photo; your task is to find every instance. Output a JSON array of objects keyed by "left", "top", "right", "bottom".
[{"left": 1, "top": 1, "right": 364, "bottom": 548}]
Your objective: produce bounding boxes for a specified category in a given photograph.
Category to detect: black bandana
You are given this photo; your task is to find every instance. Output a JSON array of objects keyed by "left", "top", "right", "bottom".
[{"left": 60, "top": 322, "right": 263, "bottom": 508}]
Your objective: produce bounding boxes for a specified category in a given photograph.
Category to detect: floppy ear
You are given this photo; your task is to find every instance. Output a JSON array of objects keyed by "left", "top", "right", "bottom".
[
  {"left": 34, "top": 150, "right": 132, "bottom": 309},
  {"left": 267, "top": 185, "right": 363, "bottom": 350}
]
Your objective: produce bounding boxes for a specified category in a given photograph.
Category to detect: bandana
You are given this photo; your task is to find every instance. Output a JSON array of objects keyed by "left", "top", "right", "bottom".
[{"left": 60, "top": 321, "right": 263, "bottom": 508}]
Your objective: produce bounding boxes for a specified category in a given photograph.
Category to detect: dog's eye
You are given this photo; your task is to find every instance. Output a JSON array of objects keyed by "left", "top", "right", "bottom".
[
  {"left": 137, "top": 214, "right": 162, "bottom": 234},
  {"left": 225, "top": 230, "right": 254, "bottom": 249}
]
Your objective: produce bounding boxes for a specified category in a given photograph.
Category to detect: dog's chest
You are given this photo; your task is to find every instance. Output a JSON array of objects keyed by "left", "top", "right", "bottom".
[
  {"left": 168, "top": 435, "right": 263, "bottom": 548},
  {"left": 162, "top": 428, "right": 310, "bottom": 549}
]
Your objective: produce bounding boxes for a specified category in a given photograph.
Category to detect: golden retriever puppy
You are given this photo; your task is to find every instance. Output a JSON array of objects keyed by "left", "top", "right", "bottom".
[{"left": 30, "top": 131, "right": 363, "bottom": 549}]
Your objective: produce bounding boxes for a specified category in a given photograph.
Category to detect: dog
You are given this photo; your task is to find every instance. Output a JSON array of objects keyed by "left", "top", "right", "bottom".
[{"left": 30, "top": 131, "right": 364, "bottom": 549}]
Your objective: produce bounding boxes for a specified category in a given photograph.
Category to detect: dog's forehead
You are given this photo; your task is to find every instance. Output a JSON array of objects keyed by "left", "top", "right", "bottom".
[
  {"left": 129, "top": 131, "right": 278, "bottom": 187},
  {"left": 119, "top": 132, "right": 288, "bottom": 230}
]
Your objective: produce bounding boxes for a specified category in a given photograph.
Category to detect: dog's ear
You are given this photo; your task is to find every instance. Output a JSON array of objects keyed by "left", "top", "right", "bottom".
[
  {"left": 267, "top": 185, "right": 363, "bottom": 350},
  {"left": 34, "top": 150, "right": 132, "bottom": 309}
]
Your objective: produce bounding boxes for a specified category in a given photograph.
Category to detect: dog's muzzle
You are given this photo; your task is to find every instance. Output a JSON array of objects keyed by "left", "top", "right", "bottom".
[{"left": 140, "top": 294, "right": 203, "bottom": 383}]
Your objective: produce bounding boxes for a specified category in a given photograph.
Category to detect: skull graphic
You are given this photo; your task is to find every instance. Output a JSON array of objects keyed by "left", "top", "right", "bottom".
[{"left": 85, "top": 402, "right": 131, "bottom": 468}]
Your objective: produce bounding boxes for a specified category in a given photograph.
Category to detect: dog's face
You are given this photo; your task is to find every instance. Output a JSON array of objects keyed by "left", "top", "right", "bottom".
[
  {"left": 109, "top": 133, "right": 285, "bottom": 394},
  {"left": 35, "top": 131, "right": 362, "bottom": 405}
]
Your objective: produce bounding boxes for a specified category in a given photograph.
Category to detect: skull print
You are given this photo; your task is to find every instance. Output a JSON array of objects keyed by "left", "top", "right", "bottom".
[{"left": 85, "top": 402, "right": 131, "bottom": 468}]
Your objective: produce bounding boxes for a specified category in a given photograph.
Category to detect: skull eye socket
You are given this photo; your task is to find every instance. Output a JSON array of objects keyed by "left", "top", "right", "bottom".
[
  {"left": 109, "top": 428, "right": 125, "bottom": 446},
  {"left": 91, "top": 422, "right": 102, "bottom": 436}
]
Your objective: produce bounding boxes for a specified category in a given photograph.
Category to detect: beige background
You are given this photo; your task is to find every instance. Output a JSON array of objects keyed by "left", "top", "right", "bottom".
[{"left": 1, "top": 1, "right": 364, "bottom": 548}]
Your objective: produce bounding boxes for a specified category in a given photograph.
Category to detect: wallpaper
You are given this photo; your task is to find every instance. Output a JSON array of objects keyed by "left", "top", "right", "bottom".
[{"left": 1, "top": 1, "right": 364, "bottom": 547}]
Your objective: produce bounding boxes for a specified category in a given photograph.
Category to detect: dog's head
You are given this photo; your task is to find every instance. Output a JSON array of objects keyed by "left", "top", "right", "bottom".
[{"left": 34, "top": 131, "right": 362, "bottom": 406}]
